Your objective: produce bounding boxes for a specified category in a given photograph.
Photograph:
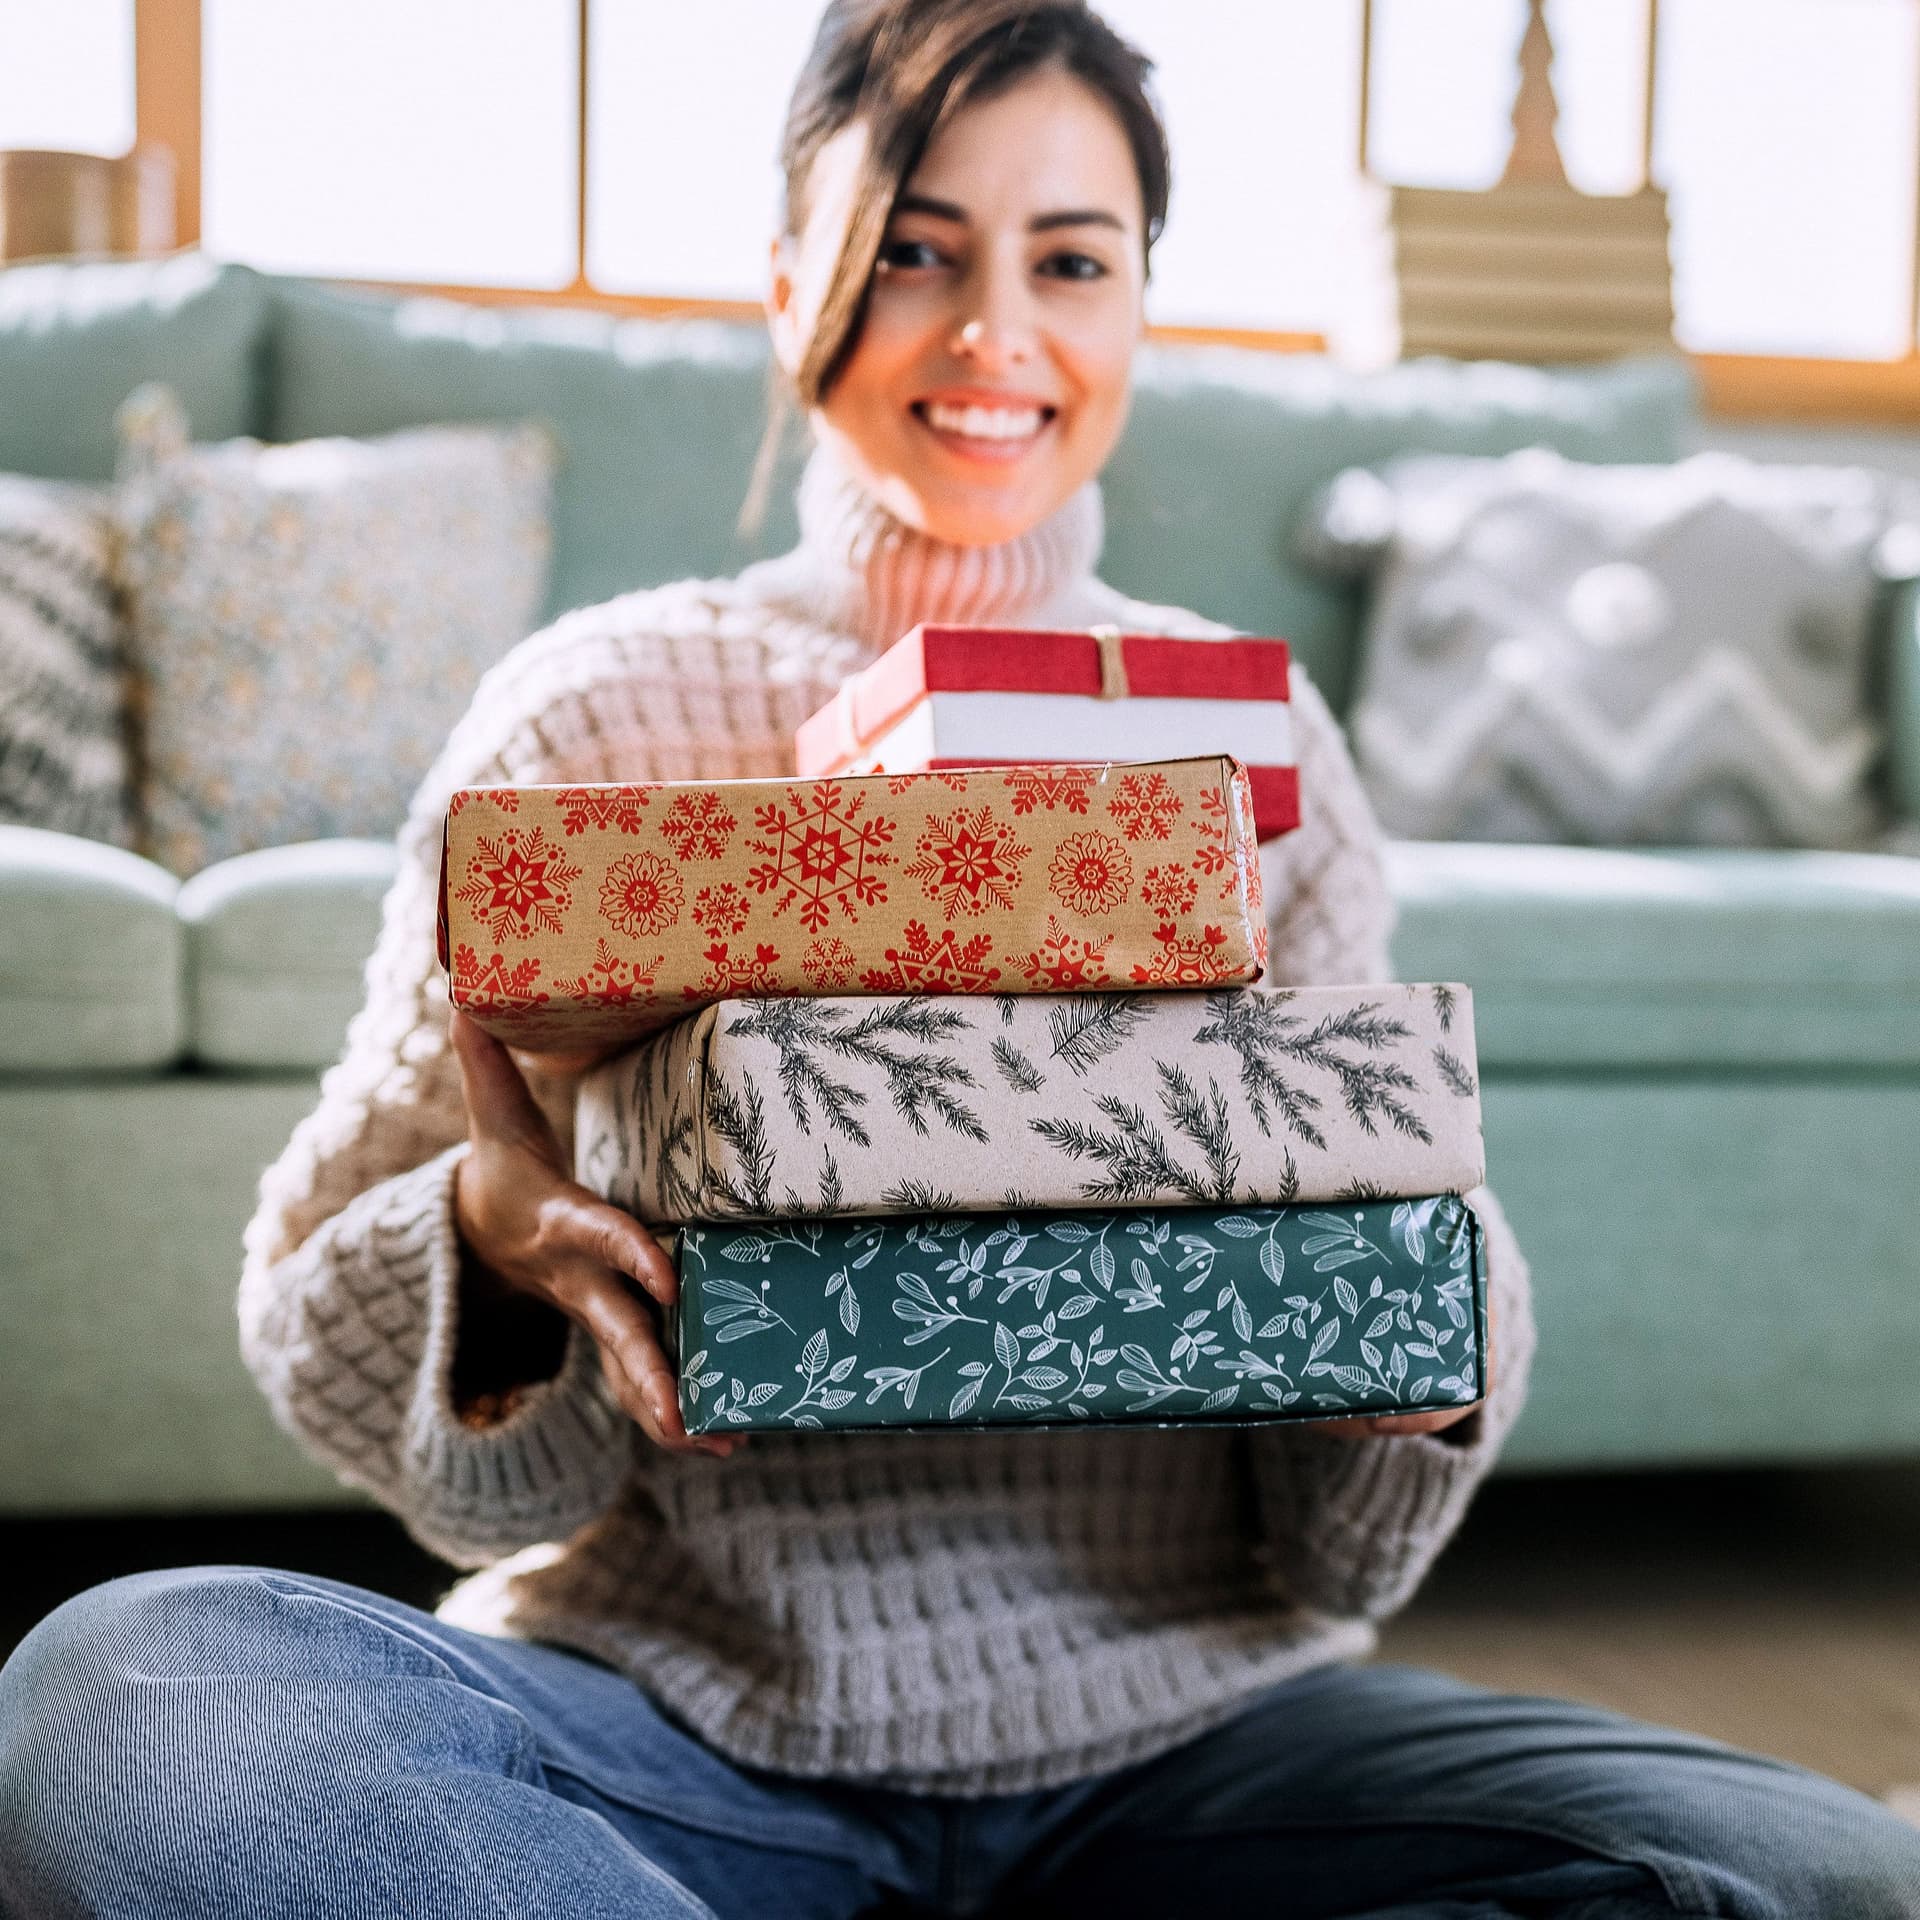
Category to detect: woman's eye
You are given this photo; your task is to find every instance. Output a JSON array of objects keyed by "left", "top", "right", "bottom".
[
  {"left": 877, "top": 238, "right": 945, "bottom": 273},
  {"left": 1039, "top": 250, "right": 1109, "bottom": 283}
]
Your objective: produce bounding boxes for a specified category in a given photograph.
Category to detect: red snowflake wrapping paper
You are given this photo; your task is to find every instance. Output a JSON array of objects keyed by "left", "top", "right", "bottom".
[{"left": 437, "top": 756, "right": 1268, "bottom": 1050}]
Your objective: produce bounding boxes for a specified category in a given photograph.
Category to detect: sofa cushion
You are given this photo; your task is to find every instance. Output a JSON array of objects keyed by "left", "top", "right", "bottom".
[
  {"left": 1104, "top": 350, "right": 1697, "bottom": 709},
  {"left": 265, "top": 280, "right": 790, "bottom": 631},
  {"left": 0, "top": 255, "right": 267, "bottom": 481},
  {"left": 1303, "top": 449, "right": 1908, "bottom": 849},
  {"left": 0, "top": 825, "right": 182, "bottom": 1072},
  {"left": 178, "top": 839, "right": 398, "bottom": 1070},
  {"left": 0, "top": 477, "right": 135, "bottom": 847},
  {"left": 263, "top": 277, "right": 1697, "bottom": 713},
  {"left": 1387, "top": 839, "right": 1920, "bottom": 1069},
  {"left": 115, "top": 384, "right": 554, "bottom": 877}
]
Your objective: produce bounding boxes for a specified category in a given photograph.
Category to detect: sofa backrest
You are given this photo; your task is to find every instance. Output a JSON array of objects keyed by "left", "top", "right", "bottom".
[{"left": 0, "top": 253, "right": 1697, "bottom": 714}]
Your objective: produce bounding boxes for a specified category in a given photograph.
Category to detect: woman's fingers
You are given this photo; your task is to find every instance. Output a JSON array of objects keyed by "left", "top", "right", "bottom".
[
  {"left": 558, "top": 1264, "right": 737, "bottom": 1458},
  {"left": 450, "top": 1009, "right": 560, "bottom": 1159}
]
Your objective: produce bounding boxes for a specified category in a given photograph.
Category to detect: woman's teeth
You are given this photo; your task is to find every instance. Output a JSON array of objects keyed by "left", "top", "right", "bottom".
[{"left": 921, "top": 402, "right": 1047, "bottom": 440}]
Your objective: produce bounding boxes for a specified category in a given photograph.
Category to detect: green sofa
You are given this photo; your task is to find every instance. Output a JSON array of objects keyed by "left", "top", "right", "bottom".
[{"left": 4, "top": 253, "right": 1918, "bottom": 1515}]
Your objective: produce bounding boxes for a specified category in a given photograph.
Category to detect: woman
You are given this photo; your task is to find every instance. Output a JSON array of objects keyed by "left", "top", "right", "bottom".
[{"left": 3, "top": 4, "right": 1916, "bottom": 1914}]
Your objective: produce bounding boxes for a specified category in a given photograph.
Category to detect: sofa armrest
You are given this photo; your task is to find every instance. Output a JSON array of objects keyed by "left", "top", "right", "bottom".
[
  {"left": 1894, "top": 578, "right": 1920, "bottom": 826},
  {"left": 0, "top": 825, "right": 183, "bottom": 1072}
]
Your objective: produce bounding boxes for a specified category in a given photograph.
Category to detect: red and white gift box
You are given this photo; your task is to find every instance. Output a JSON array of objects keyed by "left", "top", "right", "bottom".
[{"left": 795, "top": 625, "right": 1301, "bottom": 842}]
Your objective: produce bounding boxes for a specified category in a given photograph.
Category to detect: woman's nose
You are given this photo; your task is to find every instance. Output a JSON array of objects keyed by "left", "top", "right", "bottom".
[{"left": 949, "top": 267, "right": 1037, "bottom": 367}]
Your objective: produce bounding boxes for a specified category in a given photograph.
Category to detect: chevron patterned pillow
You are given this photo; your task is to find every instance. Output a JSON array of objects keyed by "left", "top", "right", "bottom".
[
  {"left": 1303, "top": 448, "right": 1913, "bottom": 849},
  {"left": 0, "top": 475, "right": 134, "bottom": 847}
]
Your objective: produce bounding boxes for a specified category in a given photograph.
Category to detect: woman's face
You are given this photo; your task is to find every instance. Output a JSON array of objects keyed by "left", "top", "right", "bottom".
[{"left": 770, "top": 65, "right": 1148, "bottom": 547}]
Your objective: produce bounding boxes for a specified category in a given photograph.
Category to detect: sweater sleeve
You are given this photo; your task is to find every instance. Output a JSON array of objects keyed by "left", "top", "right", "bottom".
[
  {"left": 238, "top": 591, "right": 855, "bottom": 1566},
  {"left": 1232, "top": 661, "right": 1534, "bottom": 1621},
  {"left": 1085, "top": 592, "right": 1528, "bottom": 1619},
  {"left": 1246, "top": 1187, "right": 1536, "bottom": 1621}
]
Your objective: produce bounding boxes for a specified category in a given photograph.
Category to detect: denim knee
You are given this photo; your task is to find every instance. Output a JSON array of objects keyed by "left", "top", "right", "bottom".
[{"left": 0, "top": 1569, "right": 293, "bottom": 1896}]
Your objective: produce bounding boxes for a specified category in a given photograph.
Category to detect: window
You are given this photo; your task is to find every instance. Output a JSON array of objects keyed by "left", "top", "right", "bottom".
[
  {"left": 0, "top": 0, "right": 135, "bottom": 154},
  {"left": 23, "top": 1, "right": 1920, "bottom": 418},
  {"left": 200, "top": 0, "right": 577, "bottom": 287}
]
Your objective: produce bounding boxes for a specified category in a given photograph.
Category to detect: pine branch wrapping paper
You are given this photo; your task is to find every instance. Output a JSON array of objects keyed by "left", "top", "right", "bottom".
[
  {"left": 438, "top": 756, "right": 1266, "bottom": 1049},
  {"left": 666, "top": 1196, "right": 1488, "bottom": 1435},
  {"left": 576, "top": 984, "right": 1484, "bottom": 1224}
]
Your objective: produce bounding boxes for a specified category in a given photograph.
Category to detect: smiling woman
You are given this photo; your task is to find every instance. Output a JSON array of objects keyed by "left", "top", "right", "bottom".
[{"left": 759, "top": 1, "right": 1167, "bottom": 544}]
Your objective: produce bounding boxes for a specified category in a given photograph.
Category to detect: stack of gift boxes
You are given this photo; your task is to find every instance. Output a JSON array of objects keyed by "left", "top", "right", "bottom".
[{"left": 438, "top": 626, "right": 1489, "bottom": 1437}]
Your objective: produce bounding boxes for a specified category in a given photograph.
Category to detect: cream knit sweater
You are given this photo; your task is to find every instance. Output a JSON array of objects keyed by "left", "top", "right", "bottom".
[{"left": 239, "top": 445, "right": 1536, "bottom": 1795}]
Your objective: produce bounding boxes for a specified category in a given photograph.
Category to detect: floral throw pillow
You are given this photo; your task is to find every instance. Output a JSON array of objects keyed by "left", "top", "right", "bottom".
[
  {"left": 1300, "top": 448, "right": 1915, "bottom": 849},
  {"left": 0, "top": 475, "right": 134, "bottom": 847},
  {"left": 115, "top": 385, "right": 554, "bottom": 876}
]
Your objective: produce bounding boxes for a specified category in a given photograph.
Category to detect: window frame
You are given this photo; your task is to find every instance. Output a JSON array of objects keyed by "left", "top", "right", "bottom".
[{"left": 138, "top": 0, "right": 1920, "bottom": 425}]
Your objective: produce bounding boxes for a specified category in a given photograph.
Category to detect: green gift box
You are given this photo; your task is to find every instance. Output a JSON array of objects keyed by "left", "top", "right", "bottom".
[{"left": 669, "top": 1195, "right": 1487, "bottom": 1435}]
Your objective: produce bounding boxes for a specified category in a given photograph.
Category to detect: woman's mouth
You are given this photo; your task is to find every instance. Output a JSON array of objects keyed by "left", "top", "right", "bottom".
[{"left": 912, "top": 399, "right": 1057, "bottom": 463}]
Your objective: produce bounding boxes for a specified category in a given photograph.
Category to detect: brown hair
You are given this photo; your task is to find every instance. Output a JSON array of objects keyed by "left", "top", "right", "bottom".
[{"left": 743, "top": 0, "right": 1169, "bottom": 531}]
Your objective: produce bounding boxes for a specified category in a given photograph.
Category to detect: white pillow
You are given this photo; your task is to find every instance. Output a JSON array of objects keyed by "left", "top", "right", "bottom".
[{"left": 1303, "top": 449, "right": 1913, "bottom": 848}]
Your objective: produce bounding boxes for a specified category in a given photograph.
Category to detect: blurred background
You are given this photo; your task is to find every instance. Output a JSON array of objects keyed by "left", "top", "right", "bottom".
[{"left": 1, "top": 0, "right": 1917, "bottom": 1832}]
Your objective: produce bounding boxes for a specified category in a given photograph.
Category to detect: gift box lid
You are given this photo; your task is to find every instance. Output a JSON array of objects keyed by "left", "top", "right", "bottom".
[{"left": 795, "top": 624, "right": 1293, "bottom": 771}]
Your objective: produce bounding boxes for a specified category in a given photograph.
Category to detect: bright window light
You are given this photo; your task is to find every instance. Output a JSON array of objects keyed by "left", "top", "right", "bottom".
[
  {"left": 1098, "top": 0, "right": 1363, "bottom": 332},
  {"left": 0, "top": 0, "right": 135, "bottom": 154},
  {"left": 202, "top": 0, "right": 578, "bottom": 287},
  {"left": 1657, "top": 0, "right": 1918, "bottom": 358},
  {"left": 587, "top": 0, "right": 820, "bottom": 300}
]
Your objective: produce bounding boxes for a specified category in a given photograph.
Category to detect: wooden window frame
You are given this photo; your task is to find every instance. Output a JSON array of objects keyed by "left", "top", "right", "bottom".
[{"left": 135, "top": 0, "right": 1920, "bottom": 426}]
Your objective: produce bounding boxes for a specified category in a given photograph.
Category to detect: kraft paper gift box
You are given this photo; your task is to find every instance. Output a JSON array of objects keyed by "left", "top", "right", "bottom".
[
  {"left": 793, "top": 625, "right": 1302, "bottom": 842},
  {"left": 576, "top": 983, "right": 1484, "bottom": 1225},
  {"left": 665, "top": 1195, "right": 1489, "bottom": 1435},
  {"left": 438, "top": 755, "right": 1266, "bottom": 1050}
]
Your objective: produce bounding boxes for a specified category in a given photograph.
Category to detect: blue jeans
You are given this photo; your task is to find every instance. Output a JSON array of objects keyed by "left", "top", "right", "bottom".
[{"left": 2, "top": 1567, "right": 1915, "bottom": 1919}]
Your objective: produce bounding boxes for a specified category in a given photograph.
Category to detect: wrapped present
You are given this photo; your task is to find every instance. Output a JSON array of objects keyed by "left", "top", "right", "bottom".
[
  {"left": 667, "top": 1195, "right": 1488, "bottom": 1435},
  {"left": 577, "top": 983, "right": 1484, "bottom": 1225},
  {"left": 794, "top": 625, "right": 1301, "bottom": 841},
  {"left": 438, "top": 756, "right": 1266, "bottom": 1049}
]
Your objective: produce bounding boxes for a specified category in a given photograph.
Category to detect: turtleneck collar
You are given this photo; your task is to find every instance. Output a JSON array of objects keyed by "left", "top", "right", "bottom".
[{"left": 767, "top": 439, "right": 1107, "bottom": 660}]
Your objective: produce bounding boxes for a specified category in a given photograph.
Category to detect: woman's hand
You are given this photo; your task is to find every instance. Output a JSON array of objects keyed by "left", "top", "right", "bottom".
[
  {"left": 447, "top": 1009, "right": 740, "bottom": 1459},
  {"left": 1299, "top": 1295, "right": 1495, "bottom": 1443}
]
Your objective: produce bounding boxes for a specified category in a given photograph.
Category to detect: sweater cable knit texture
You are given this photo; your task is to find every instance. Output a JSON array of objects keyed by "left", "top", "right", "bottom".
[{"left": 239, "top": 445, "right": 1535, "bottom": 1795}]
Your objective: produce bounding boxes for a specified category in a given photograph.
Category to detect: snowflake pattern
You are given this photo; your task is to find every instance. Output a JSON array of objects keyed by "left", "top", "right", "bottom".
[
  {"left": 685, "top": 939, "right": 786, "bottom": 999},
  {"left": 884, "top": 770, "right": 969, "bottom": 793},
  {"left": 905, "top": 805, "right": 1031, "bottom": 920},
  {"left": 448, "top": 788, "right": 519, "bottom": 816},
  {"left": 691, "top": 882, "right": 751, "bottom": 937},
  {"left": 1001, "top": 765, "right": 1097, "bottom": 815},
  {"left": 600, "top": 851, "right": 685, "bottom": 938},
  {"left": 859, "top": 921, "right": 1002, "bottom": 994},
  {"left": 747, "top": 782, "right": 896, "bottom": 933},
  {"left": 801, "top": 936, "right": 859, "bottom": 989},
  {"left": 1107, "top": 771, "right": 1184, "bottom": 842},
  {"left": 452, "top": 944, "right": 548, "bottom": 1011},
  {"left": 1140, "top": 862, "right": 1198, "bottom": 918},
  {"left": 1193, "top": 782, "right": 1251, "bottom": 900},
  {"left": 1015, "top": 916, "right": 1113, "bottom": 989},
  {"left": 1047, "top": 830, "right": 1132, "bottom": 917},
  {"left": 454, "top": 827, "right": 582, "bottom": 942},
  {"left": 553, "top": 938, "right": 664, "bottom": 1008},
  {"left": 660, "top": 790, "right": 738, "bottom": 861},
  {"left": 554, "top": 785, "right": 650, "bottom": 836},
  {"left": 1128, "top": 920, "right": 1243, "bottom": 987}
]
